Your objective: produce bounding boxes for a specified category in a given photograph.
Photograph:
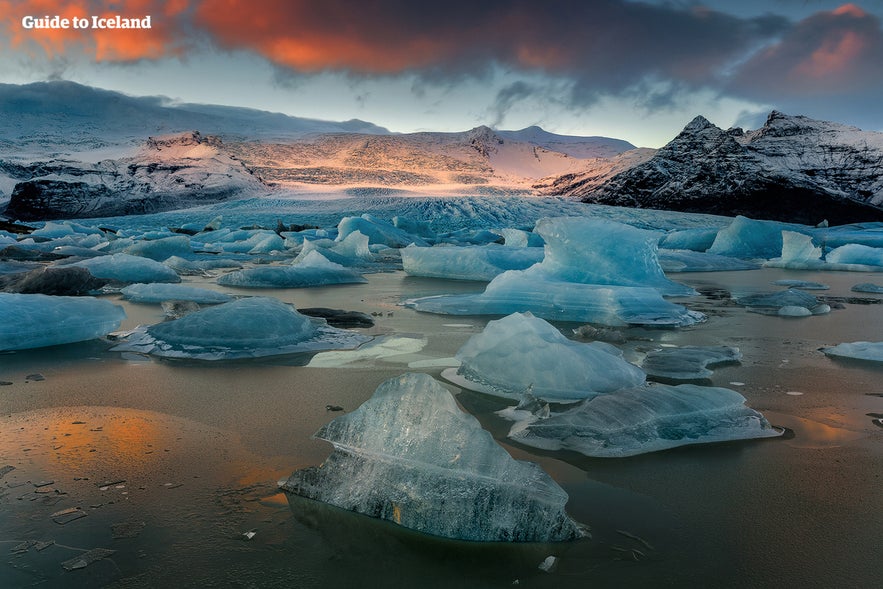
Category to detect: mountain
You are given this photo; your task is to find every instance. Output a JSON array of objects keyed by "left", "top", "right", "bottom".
[
  {"left": 3, "top": 131, "right": 266, "bottom": 221},
  {"left": 496, "top": 126, "right": 635, "bottom": 159},
  {"left": 547, "top": 112, "right": 883, "bottom": 225}
]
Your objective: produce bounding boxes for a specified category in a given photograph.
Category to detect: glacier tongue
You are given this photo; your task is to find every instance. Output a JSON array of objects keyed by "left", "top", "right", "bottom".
[{"left": 281, "top": 372, "right": 585, "bottom": 542}]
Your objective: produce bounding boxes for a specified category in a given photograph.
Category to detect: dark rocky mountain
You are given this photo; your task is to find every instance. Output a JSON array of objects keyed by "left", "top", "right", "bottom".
[{"left": 547, "top": 112, "right": 883, "bottom": 225}]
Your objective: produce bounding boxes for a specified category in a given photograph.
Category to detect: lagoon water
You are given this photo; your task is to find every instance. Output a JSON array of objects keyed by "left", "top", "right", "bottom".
[{"left": 1, "top": 199, "right": 881, "bottom": 587}]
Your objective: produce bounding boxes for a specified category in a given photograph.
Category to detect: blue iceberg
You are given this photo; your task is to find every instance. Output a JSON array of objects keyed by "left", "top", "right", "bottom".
[
  {"left": 401, "top": 244, "right": 543, "bottom": 281},
  {"left": 120, "top": 283, "right": 234, "bottom": 304},
  {"left": 217, "top": 251, "right": 367, "bottom": 288},
  {"left": 821, "top": 341, "right": 883, "bottom": 362},
  {"left": 281, "top": 372, "right": 585, "bottom": 542},
  {"left": 69, "top": 253, "right": 181, "bottom": 284}
]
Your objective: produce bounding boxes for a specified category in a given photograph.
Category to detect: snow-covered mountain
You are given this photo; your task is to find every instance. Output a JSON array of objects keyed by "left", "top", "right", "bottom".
[
  {"left": 496, "top": 126, "right": 635, "bottom": 159},
  {"left": 3, "top": 131, "right": 266, "bottom": 220},
  {"left": 548, "top": 112, "right": 883, "bottom": 225}
]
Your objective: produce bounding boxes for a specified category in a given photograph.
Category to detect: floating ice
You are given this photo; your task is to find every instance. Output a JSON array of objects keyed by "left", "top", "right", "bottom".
[
  {"left": 659, "top": 250, "right": 759, "bottom": 272},
  {"left": 401, "top": 244, "right": 543, "bottom": 281},
  {"left": 826, "top": 244, "right": 883, "bottom": 267},
  {"left": 163, "top": 255, "right": 243, "bottom": 275},
  {"left": 736, "top": 289, "right": 829, "bottom": 316},
  {"left": 767, "top": 231, "right": 824, "bottom": 269},
  {"left": 120, "top": 283, "right": 234, "bottom": 304},
  {"left": 123, "top": 235, "right": 192, "bottom": 261},
  {"left": 337, "top": 214, "right": 428, "bottom": 248},
  {"left": 821, "top": 341, "right": 883, "bottom": 362},
  {"left": 499, "top": 228, "right": 544, "bottom": 247},
  {"left": 69, "top": 253, "right": 181, "bottom": 283},
  {"left": 217, "top": 251, "right": 367, "bottom": 288},
  {"left": 851, "top": 282, "right": 883, "bottom": 293},
  {"left": 505, "top": 383, "right": 781, "bottom": 458},
  {"left": 772, "top": 280, "right": 829, "bottom": 290},
  {"left": 0, "top": 266, "right": 106, "bottom": 296},
  {"left": 392, "top": 216, "right": 436, "bottom": 239},
  {"left": 709, "top": 216, "right": 808, "bottom": 259},
  {"left": 281, "top": 372, "right": 584, "bottom": 542},
  {"left": 659, "top": 228, "right": 718, "bottom": 252},
  {"left": 111, "top": 297, "right": 369, "bottom": 360},
  {"left": 295, "top": 232, "right": 375, "bottom": 268},
  {"left": 447, "top": 313, "right": 645, "bottom": 402},
  {"left": 642, "top": 346, "right": 742, "bottom": 381},
  {"left": 0, "top": 293, "right": 125, "bottom": 351},
  {"left": 406, "top": 218, "right": 702, "bottom": 327}
]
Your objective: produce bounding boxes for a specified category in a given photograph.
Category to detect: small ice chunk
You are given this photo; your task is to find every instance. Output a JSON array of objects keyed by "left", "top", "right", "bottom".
[
  {"left": 111, "top": 297, "right": 369, "bottom": 360},
  {"left": 218, "top": 251, "right": 366, "bottom": 288},
  {"left": 736, "top": 289, "right": 822, "bottom": 315},
  {"left": 281, "top": 373, "right": 584, "bottom": 542},
  {"left": 0, "top": 293, "right": 125, "bottom": 351},
  {"left": 61, "top": 548, "right": 115, "bottom": 571},
  {"left": 777, "top": 305, "right": 812, "bottom": 317},
  {"left": 538, "top": 556, "right": 558, "bottom": 572},
  {"left": 851, "top": 282, "right": 883, "bottom": 293},
  {"left": 505, "top": 383, "right": 781, "bottom": 458},
  {"left": 642, "top": 346, "right": 741, "bottom": 381},
  {"left": 772, "top": 280, "right": 829, "bottom": 290},
  {"left": 822, "top": 341, "right": 883, "bottom": 362},
  {"left": 70, "top": 253, "right": 181, "bottom": 284},
  {"left": 120, "top": 283, "right": 233, "bottom": 304},
  {"left": 451, "top": 312, "right": 645, "bottom": 402}
]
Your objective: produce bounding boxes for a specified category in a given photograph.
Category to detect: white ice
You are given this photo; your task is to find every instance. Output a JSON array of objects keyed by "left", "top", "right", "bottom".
[
  {"left": 0, "top": 292, "right": 125, "bottom": 351},
  {"left": 111, "top": 296, "right": 369, "bottom": 360},
  {"left": 280, "top": 372, "right": 584, "bottom": 542},
  {"left": 448, "top": 312, "right": 645, "bottom": 402},
  {"left": 505, "top": 382, "right": 781, "bottom": 458},
  {"left": 217, "top": 251, "right": 367, "bottom": 288},
  {"left": 120, "top": 283, "right": 234, "bottom": 304}
]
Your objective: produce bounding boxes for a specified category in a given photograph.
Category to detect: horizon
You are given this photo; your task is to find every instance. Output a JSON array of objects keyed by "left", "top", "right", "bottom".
[{"left": 2, "top": 2, "right": 883, "bottom": 148}]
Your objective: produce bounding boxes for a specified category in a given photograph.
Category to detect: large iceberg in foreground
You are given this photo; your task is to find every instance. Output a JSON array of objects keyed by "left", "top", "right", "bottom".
[
  {"left": 217, "top": 251, "right": 367, "bottom": 288},
  {"left": 111, "top": 297, "right": 369, "bottom": 360},
  {"left": 821, "top": 341, "right": 883, "bottom": 362},
  {"left": 447, "top": 312, "right": 645, "bottom": 402},
  {"left": 1, "top": 293, "right": 126, "bottom": 351},
  {"left": 406, "top": 218, "right": 703, "bottom": 327},
  {"left": 281, "top": 373, "right": 584, "bottom": 542},
  {"left": 505, "top": 383, "right": 781, "bottom": 458}
]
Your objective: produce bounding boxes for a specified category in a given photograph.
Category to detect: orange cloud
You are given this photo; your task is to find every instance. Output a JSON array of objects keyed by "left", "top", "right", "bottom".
[{"left": 1, "top": 0, "right": 186, "bottom": 61}]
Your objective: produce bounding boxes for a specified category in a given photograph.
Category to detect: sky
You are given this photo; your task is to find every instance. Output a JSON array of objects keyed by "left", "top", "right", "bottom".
[{"left": 1, "top": 1, "right": 883, "bottom": 147}]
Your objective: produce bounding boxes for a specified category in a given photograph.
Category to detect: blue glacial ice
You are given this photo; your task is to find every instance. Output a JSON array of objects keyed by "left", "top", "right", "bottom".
[
  {"left": 736, "top": 289, "right": 830, "bottom": 316},
  {"left": 111, "top": 297, "right": 369, "bottom": 360},
  {"left": 504, "top": 383, "right": 781, "bottom": 458},
  {"left": 0, "top": 292, "right": 126, "bottom": 351},
  {"left": 68, "top": 253, "right": 181, "bottom": 283},
  {"left": 764, "top": 231, "right": 825, "bottom": 269},
  {"left": 851, "top": 282, "right": 883, "bottom": 293},
  {"left": 280, "top": 372, "right": 585, "bottom": 542},
  {"left": 659, "top": 228, "right": 718, "bottom": 252},
  {"left": 337, "top": 214, "right": 429, "bottom": 248},
  {"left": 641, "top": 346, "right": 742, "bottom": 381},
  {"left": 401, "top": 244, "right": 543, "bottom": 281},
  {"left": 658, "top": 250, "right": 759, "bottom": 272},
  {"left": 406, "top": 217, "right": 703, "bottom": 327},
  {"left": 217, "top": 251, "right": 367, "bottom": 288},
  {"left": 708, "top": 216, "right": 809, "bottom": 259},
  {"left": 122, "top": 235, "right": 193, "bottom": 261},
  {"left": 821, "top": 341, "right": 883, "bottom": 362},
  {"left": 294, "top": 231, "right": 376, "bottom": 268},
  {"left": 445, "top": 312, "right": 645, "bottom": 402},
  {"left": 163, "top": 255, "right": 243, "bottom": 275},
  {"left": 825, "top": 243, "right": 883, "bottom": 267},
  {"left": 120, "top": 283, "right": 234, "bottom": 304}
]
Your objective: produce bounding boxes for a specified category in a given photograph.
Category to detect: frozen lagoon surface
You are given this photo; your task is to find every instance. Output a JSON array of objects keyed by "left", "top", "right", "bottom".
[{"left": 1, "top": 196, "right": 881, "bottom": 588}]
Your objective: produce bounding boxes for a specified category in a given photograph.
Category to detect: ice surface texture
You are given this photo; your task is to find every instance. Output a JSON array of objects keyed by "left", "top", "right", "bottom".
[
  {"left": 281, "top": 373, "right": 584, "bottom": 542},
  {"left": 406, "top": 218, "right": 703, "bottom": 327},
  {"left": 120, "top": 283, "right": 233, "bottom": 304},
  {"left": 506, "top": 383, "right": 780, "bottom": 458},
  {"left": 69, "top": 253, "right": 181, "bottom": 283},
  {"left": 111, "top": 297, "right": 369, "bottom": 360},
  {"left": 401, "top": 244, "right": 543, "bottom": 281},
  {"left": 217, "top": 251, "right": 367, "bottom": 288},
  {"left": 0, "top": 292, "right": 125, "bottom": 350},
  {"left": 822, "top": 341, "right": 883, "bottom": 362},
  {"left": 451, "top": 312, "right": 645, "bottom": 402},
  {"left": 642, "top": 346, "right": 742, "bottom": 381}
]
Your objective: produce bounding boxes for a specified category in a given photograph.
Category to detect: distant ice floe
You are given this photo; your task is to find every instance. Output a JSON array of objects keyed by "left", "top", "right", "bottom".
[
  {"left": 401, "top": 244, "right": 543, "bottom": 281},
  {"left": 217, "top": 251, "right": 366, "bottom": 288},
  {"left": 444, "top": 312, "right": 645, "bottom": 402},
  {"left": 406, "top": 217, "right": 703, "bottom": 327},
  {"left": 641, "top": 346, "right": 742, "bottom": 381},
  {"left": 503, "top": 383, "right": 782, "bottom": 458},
  {"left": 1, "top": 292, "right": 125, "bottom": 351},
  {"left": 851, "top": 282, "right": 883, "bottom": 293},
  {"left": 771, "top": 279, "right": 829, "bottom": 290},
  {"left": 281, "top": 373, "right": 585, "bottom": 542},
  {"left": 120, "top": 283, "right": 233, "bottom": 304},
  {"left": 736, "top": 289, "right": 830, "bottom": 317},
  {"left": 68, "top": 253, "right": 181, "bottom": 284},
  {"left": 821, "top": 341, "right": 883, "bottom": 362},
  {"left": 111, "top": 297, "right": 369, "bottom": 360}
]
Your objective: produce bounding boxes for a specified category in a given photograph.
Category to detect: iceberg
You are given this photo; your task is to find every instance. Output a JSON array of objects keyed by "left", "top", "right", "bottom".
[
  {"left": 294, "top": 232, "right": 376, "bottom": 268},
  {"left": 217, "top": 251, "right": 367, "bottom": 288},
  {"left": 0, "top": 293, "right": 125, "bottom": 351},
  {"left": 0, "top": 266, "right": 106, "bottom": 296},
  {"left": 163, "top": 255, "right": 243, "bottom": 275},
  {"left": 123, "top": 235, "right": 192, "bottom": 261},
  {"left": 659, "top": 250, "right": 759, "bottom": 272},
  {"left": 851, "top": 282, "right": 883, "bottom": 293},
  {"left": 771, "top": 280, "right": 829, "bottom": 290},
  {"left": 68, "top": 253, "right": 181, "bottom": 284},
  {"left": 120, "top": 283, "right": 234, "bottom": 304},
  {"left": 825, "top": 244, "right": 883, "bottom": 267},
  {"left": 821, "top": 341, "right": 883, "bottom": 362},
  {"left": 642, "top": 346, "right": 742, "bottom": 381},
  {"left": 708, "top": 216, "right": 809, "bottom": 259},
  {"left": 406, "top": 218, "right": 703, "bottom": 327},
  {"left": 401, "top": 244, "right": 543, "bottom": 281},
  {"left": 446, "top": 312, "right": 645, "bottom": 402},
  {"left": 281, "top": 373, "right": 584, "bottom": 542},
  {"left": 659, "top": 228, "right": 718, "bottom": 252},
  {"left": 111, "top": 297, "right": 370, "bottom": 360},
  {"left": 736, "top": 289, "right": 829, "bottom": 316},
  {"left": 505, "top": 383, "right": 781, "bottom": 458},
  {"left": 337, "top": 214, "right": 429, "bottom": 248}
]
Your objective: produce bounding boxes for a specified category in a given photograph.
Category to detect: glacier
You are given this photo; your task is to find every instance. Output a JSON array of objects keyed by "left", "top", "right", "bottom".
[
  {"left": 447, "top": 312, "right": 645, "bottom": 402},
  {"left": 110, "top": 297, "right": 370, "bottom": 360},
  {"left": 0, "top": 292, "right": 125, "bottom": 351},
  {"left": 217, "top": 251, "right": 367, "bottom": 288},
  {"left": 280, "top": 372, "right": 585, "bottom": 542},
  {"left": 504, "top": 383, "right": 781, "bottom": 458}
]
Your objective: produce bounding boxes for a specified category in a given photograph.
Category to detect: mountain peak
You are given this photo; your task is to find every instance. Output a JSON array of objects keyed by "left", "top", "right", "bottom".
[{"left": 683, "top": 115, "right": 715, "bottom": 133}]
